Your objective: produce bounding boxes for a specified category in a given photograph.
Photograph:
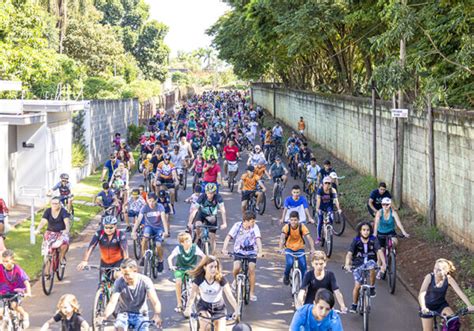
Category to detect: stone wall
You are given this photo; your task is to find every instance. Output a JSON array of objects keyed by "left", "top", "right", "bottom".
[{"left": 251, "top": 83, "right": 474, "bottom": 250}]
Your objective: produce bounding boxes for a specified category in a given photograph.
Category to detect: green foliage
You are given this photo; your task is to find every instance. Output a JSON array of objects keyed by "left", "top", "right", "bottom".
[
  {"left": 72, "top": 142, "right": 87, "bottom": 167},
  {"left": 123, "top": 79, "right": 162, "bottom": 102},
  {"left": 127, "top": 124, "right": 144, "bottom": 146},
  {"left": 210, "top": 0, "right": 474, "bottom": 107}
]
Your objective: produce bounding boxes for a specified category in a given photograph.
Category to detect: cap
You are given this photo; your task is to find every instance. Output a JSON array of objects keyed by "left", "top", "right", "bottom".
[
  {"left": 381, "top": 197, "right": 392, "bottom": 205},
  {"left": 247, "top": 165, "right": 255, "bottom": 172},
  {"left": 254, "top": 145, "right": 261, "bottom": 150},
  {"left": 323, "top": 177, "right": 332, "bottom": 184},
  {"left": 148, "top": 192, "right": 157, "bottom": 200},
  {"left": 329, "top": 172, "right": 338, "bottom": 179}
]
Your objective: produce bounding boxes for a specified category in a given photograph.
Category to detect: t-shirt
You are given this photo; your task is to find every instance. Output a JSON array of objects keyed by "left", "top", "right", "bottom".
[
  {"left": 104, "top": 159, "right": 121, "bottom": 180},
  {"left": 128, "top": 196, "right": 146, "bottom": 213},
  {"left": 272, "top": 126, "right": 283, "bottom": 137},
  {"left": 171, "top": 152, "right": 184, "bottom": 169},
  {"left": 248, "top": 152, "right": 266, "bottom": 166},
  {"left": 97, "top": 190, "right": 115, "bottom": 208},
  {"left": 318, "top": 167, "right": 335, "bottom": 182},
  {"left": 349, "top": 236, "right": 381, "bottom": 266},
  {"left": 193, "top": 274, "right": 227, "bottom": 304},
  {"left": 301, "top": 271, "right": 339, "bottom": 305},
  {"left": 282, "top": 224, "right": 309, "bottom": 251},
  {"left": 0, "top": 265, "right": 29, "bottom": 295},
  {"left": 203, "top": 164, "right": 221, "bottom": 182},
  {"left": 241, "top": 173, "right": 261, "bottom": 191},
  {"left": 317, "top": 188, "right": 337, "bottom": 211},
  {"left": 42, "top": 207, "right": 70, "bottom": 232},
  {"left": 223, "top": 145, "right": 239, "bottom": 161},
  {"left": 290, "top": 305, "right": 343, "bottom": 331},
  {"left": 139, "top": 204, "right": 165, "bottom": 228},
  {"left": 284, "top": 196, "right": 309, "bottom": 223},
  {"left": 53, "top": 312, "right": 86, "bottom": 331},
  {"left": 89, "top": 229, "right": 127, "bottom": 266},
  {"left": 270, "top": 163, "right": 287, "bottom": 178},
  {"left": 369, "top": 189, "right": 392, "bottom": 210},
  {"left": 228, "top": 222, "right": 261, "bottom": 255},
  {"left": 299, "top": 149, "right": 312, "bottom": 163},
  {"left": 52, "top": 182, "right": 72, "bottom": 197},
  {"left": 307, "top": 165, "right": 321, "bottom": 179},
  {"left": 157, "top": 161, "right": 176, "bottom": 179},
  {"left": 195, "top": 193, "right": 224, "bottom": 217},
  {"left": 113, "top": 274, "right": 155, "bottom": 314},
  {"left": 298, "top": 120, "right": 305, "bottom": 131}
]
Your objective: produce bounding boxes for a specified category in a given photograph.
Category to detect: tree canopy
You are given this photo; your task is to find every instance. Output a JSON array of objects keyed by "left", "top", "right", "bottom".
[{"left": 208, "top": 0, "right": 473, "bottom": 108}]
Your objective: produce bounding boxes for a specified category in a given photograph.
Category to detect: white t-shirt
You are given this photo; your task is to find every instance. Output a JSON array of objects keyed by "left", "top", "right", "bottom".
[
  {"left": 307, "top": 164, "right": 321, "bottom": 180},
  {"left": 228, "top": 222, "right": 261, "bottom": 255},
  {"left": 193, "top": 274, "right": 227, "bottom": 303}
]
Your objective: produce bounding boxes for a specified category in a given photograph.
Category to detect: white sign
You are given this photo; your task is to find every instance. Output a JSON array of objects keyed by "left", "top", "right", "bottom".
[
  {"left": 391, "top": 108, "right": 408, "bottom": 118},
  {"left": 0, "top": 80, "right": 22, "bottom": 91}
]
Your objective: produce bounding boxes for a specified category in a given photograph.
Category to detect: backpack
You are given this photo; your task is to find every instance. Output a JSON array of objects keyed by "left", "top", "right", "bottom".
[{"left": 285, "top": 224, "right": 305, "bottom": 244}]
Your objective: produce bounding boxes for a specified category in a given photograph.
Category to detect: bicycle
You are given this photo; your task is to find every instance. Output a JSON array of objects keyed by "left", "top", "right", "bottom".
[
  {"left": 193, "top": 224, "right": 219, "bottom": 255},
  {"left": 173, "top": 267, "right": 193, "bottom": 315},
  {"left": 227, "top": 253, "right": 257, "bottom": 321},
  {"left": 144, "top": 171, "right": 154, "bottom": 193},
  {"left": 273, "top": 177, "right": 284, "bottom": 209},
  {"left": 379, "top": 234, "right": 404, "bottom": 294},
  {"left": 284, "top": 251, "right": 310, "bottom": 309},
  {"left": 317, "top": 211, "right": 335, "bottom": 258},
  {"left": 306, "top": 178, "right": 318, "bottom": 209},
  {"left": 344, "top": 264, "right": 380, "bottom": 331},
  {"left": 41, "top": 234, "right": 67, "bottom": 295},
  {"left": 143, "top": 233, "right": 163, "bottom": 280},
  {"left": 177, "top": 166, "right": 188, "bottom": 191},
  {"left": 84, "top": 265, "right": 120, "bottom": 331},
  {"left": 99, "top": 318, "right": 159, "bottom": 331},
  {"left": 288, "top": 156, "right": 299, "bottom": 179},
  {"left": 0, "top": 293, "right": 25, "bottom": 331},
  {"left": 189, "top": 312, "right": 235, "bottom": 331},
  {"left": 133, "top": 223, "right": 144, "bottom": 260},
  {"left": 246, "top": 189, "right": 266, "bottom": 216},
  {"left": 227, "top": 160, "right": 239, "bottom": 192},
  {"left": 299, "top": 163, "right": 308, "bottom": 192},
  {"left": 427, "top": 308, "right": 473, "bottom": 331}
]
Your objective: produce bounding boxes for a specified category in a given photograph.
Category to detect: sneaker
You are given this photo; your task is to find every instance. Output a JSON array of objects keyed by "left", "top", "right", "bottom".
[
  {"left": 157, "top": 261, "right": 164, "bottom": 273},
  {"left": 139, "top": 258, "right": 145, "bottom": 267},
  {"left": 270, "top": 197, "right": 274, "bottom": 201},
  {"left": 283, "top": 275, "right": 290, "bottom": 286},
  {"left": 250, "top": 295, "right": 257, "bottom": 302},
  {"left": 370, "top": 286, "right": 376, "bottom": 297},
  {"left": 350, "top": 303, "right": 358, "bottom": 313}
]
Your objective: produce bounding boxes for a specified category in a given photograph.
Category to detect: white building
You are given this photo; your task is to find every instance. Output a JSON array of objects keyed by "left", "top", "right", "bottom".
[{"left": 0, "top": 100, "right": 85, "bottom": 207}]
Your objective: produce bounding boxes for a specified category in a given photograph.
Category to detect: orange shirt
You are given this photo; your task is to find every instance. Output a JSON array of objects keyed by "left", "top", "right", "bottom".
[
  {"left": 298, "top": 120, "right": 305, "bottom": 131},
  {"left": 264, "top": 131, "right": 273, "bottom": 145},
  {"left": 282, "top": 224, "right": 309, "bottom": 251},
  {"left": 241, "top": 173, "right": 261, "bottom": 191},
  {"left": 255, "top": 165, "right": 266, "bottom": 178}
]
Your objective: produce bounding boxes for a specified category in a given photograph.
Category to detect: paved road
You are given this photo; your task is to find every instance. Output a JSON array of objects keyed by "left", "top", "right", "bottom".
[{"left": 24, "top": 154, "right": 421, "bottom": 330}]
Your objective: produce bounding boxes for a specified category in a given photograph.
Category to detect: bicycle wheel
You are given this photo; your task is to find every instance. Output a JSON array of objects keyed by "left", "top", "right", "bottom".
[
  {"left": 363, "top": 289, "right": 370, "bottom": 331},
  {"left": 188, "top": 305, "right": 199, "bottom": 331},
  {"left": 133, "top": 236, "right": 142, "bottom": 260},
  {"left": 152, "top": 254, "right": 159, "bottom": 279},
  {"left": 175, "top": 187, "right": 179, "bottom": 202},
  {"left": 244, "top": 276, "right": 250, "bottom": 305},
  {"left": 92, "top": 288, "right": 106, "bottom": 331},
  {"left": 41, "top": 258, "right": 54, "bottom": 296},
  {"left": 333, "top": 212, "right": 346, "bottom": 236},
  {"left": 257, "top": 192, "right": 266, "bottom": 215},
  {"left": 324, "top": 226, "right": 333, "bottom": 258},
  {"left": 181, "top": 280, "right": 189, "bottom": 309},
  {"left": 274, "top": 186, "right": 282, "bottom": 209},
  {"left": 388, "top": 252, "right": 397, "bottom": 294},
  {"left": 183, "top": 168, "right": 188, "bottom": 191},
  {"left": 236, "top": 278, "right": 244, "bottom": 319},
  {"left": 292, "top": 269, "right": 301, "bottom": 309},
  {"left": 203, "top": 241, "right": 211, "bottom": 256},
  {"left": 144, "top": 254, "right": 152, "bottom": 278},
  {"left": 56, "top": 253, "right": 66, "bottom": 281}
]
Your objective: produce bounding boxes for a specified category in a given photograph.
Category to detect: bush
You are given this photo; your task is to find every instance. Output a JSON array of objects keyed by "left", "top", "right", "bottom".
[
  {"left": 128, "top": 124, "right": 144, "bottom": 146},
  {"left": 72, "top": 143, "right": 87, "bottom": 167}
]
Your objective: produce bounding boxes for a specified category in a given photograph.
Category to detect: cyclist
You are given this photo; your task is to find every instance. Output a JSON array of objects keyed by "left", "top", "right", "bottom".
[
  {"left": 367, "top": 182, "right": 392, "bottom": 217},
  {"left": 142, "top": 153, "right": 154, "bottom": 183},
  {"left": 0, "top": 249, "right": 31, "bottom": 329},
  {"left": 188, "top": 183, "right": 227, "bottom": 255},
  {"left": 154, "top": 154, "right": 178, "bottom": 206},
  {"left": 40, "top": 294, "right": 89, "bottom": 331},
  {"left": 296, "top": 143, "right": 312, "bottom": 174},
  {"left": 280, "top": 185, "right": 314, "bottom": 225},
  {"left": 184, "top": 256, "right": 239, "bottom": 331},
  {"left": 238, "top": 165, "right": 267, "bottom": 214},
  {"left": 306, "top": 157, "right": 320, "bottom": 192},
  {"left": 247, "top": 145, "right": 266, "bottom": 167},
  {"left": 344, "top": 221, "right": 386, "bottom": 313},
  {"left": 77, "top": 216, "right": 127, "bottom": 280},
  {"left": 286, "top": 140, "right": 300, "bottom": 165},
  {"left": 222, "top": 211, "right": 264, "bottom": 302},
  {"left": 223, "top": 139, "right": 240, "bottom": 180},
  {"left": 317, "top": 160, "right": 335, "bottom": 187},
  {"left": 110, "top": 162, "right": 129, "bottom": 209},
  {"left": 100, "top": 153, "right": 121, "bottom": 183},
  {"left": 171, "top": 145, "right": 186, "bottom": 189},
  {"left": 158, "top": 189, "right": 173, "bottom": 232},
  {"left": 49, "top": 173, "right": 73, "bottom": 213},
  {"left": 190, "top": 153, "right": 205, "bottom": 188},
  {"left": 112, "top": 132, "right": 122, "bottom": 150},
  {"left": 418, "top": 258, "right": 474, "bottom": 331},
  {"left": 286, "top": 131, "right": 301, "bottom": 148},
  {"left": 272, "top": 122, "right": 283, "bottom": 146},
  {"left": 315, "top": 177, "right": 342, "bottom": 244},
  {"left": 178, "top": 134, "right": 194, "bottom": 168},
  {"left": 269, "top": 156, "right": 289, "bottom": 200},
  {"left": 131, "top": 193, "right": 169, "bottom": 272},
  {"left": 298, "top": 251, "right": 347, "bottom": 311},
  {"left": 329, "top": 172, "right": 339, "bottom": 191},
  {"left": 95, "top": 182, "right": 118, "bottom": 215},
  {"left": 202, "top": 140, "right": 218, "bottom": 162},
  {"left": 0, "top": 197, "right": 9, "bottom": 235},
  {"left": 290, "top": 288, "right": 343, "bottom": 331},
  {"left": 35, "top": 197, "right": 70, "bottom": 266},
  {"left": 167, "top": 232, "right": 205, "bottom": 313},
  {"left": 202, "top": 156, "right": 222, "bottom": 192},
  {"left": 104, "top": 258, "right": 162, "bottom": 329},
  {"left": 279, "top": 211, "right": 316, "bottom": 285},
  {"left": 373, "top": 197, "right": 409, "bottom": 250}
]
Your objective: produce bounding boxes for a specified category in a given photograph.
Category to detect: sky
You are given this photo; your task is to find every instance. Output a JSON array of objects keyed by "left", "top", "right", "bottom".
[{"left": 146, "top": 0, "right": 230, "bottom": 55}]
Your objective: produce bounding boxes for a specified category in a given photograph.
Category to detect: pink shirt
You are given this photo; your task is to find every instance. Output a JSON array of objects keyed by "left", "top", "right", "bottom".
[
  {"left": 203, "top": 164, "right": 221, "bottom": 182},
  {"left": 0, "top": 265, "right": 29, "bottom": 295}
]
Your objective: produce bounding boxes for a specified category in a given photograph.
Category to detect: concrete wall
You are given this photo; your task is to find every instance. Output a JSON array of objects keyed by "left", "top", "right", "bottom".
[{"left": 251, "top": 83, "right": 474, "bottom": 250}]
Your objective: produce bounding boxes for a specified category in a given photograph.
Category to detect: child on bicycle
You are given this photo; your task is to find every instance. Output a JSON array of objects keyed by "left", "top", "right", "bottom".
[
  {"left": 185, "top": 186, "right": 202, "bottom": 227},
  {"left": 41, "top": 294, "right": 89, "bottom": 331},
  {"left": 418, "top": 258, "right": 474, "bottom": 331},
  {"left": 278, "top": 211, "right": 316, "bottom": 286},
  {"left": 0, "top": 249, "right": 31, "bottom": 328},
  {"left": 222, "top": 211, "right": 264, "bottom": 302},
  {"left": 167, "top": 232, "right": 205, "bottom": 313},
  {"left": 344, "top": 221, "right": 386, "bottom": 313}
]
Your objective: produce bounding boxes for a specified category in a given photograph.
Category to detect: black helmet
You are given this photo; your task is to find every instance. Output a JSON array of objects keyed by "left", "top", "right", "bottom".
[
  {"left": 60, "top": 173, "right": 69, "bottom": 180},
  {"left": 247, "top": 165, "right": 255, "bottom": 172},
  {"left": 159, "top": 190, "right": 167, "bottom": 198}
]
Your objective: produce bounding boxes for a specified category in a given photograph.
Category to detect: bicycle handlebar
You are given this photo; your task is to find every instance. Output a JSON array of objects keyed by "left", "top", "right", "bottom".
[
  {"left": 190, "top": 312, "right": 236, "bottom": 321},
  {"left": 194, "top": 224, "right": 219, "bottom": 230},
  {"left": 341, "top": 264, "right": 381, "bottom": 272},
  {"left": 84, "top": 265, "right": 121, "bottom": 272},
  {"left": 427, "top": 308, "right": 473, "bottom": 319},
  {"left": 227, "top": 253, "right": 258, "bottom": 259},
  {"left": 283, "top": 251, "right": 310, "bottom": 258}
]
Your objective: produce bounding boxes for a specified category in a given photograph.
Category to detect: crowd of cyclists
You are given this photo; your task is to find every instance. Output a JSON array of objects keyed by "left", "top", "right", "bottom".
[{"left": 0, "top": 90, "right": 472, "bottom": 331}]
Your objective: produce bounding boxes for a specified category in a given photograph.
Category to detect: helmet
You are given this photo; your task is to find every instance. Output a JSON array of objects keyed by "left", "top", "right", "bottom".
[
  {"left": 159, "top": 190, "right": 167, "bottom": 198},
  {"left": 145, "top": 132, "right": 151, "bottom": 138},
  {"left": 102, "top": 215, "right": 117, "bottom": 226},
  {"left": 60, "top": 173, "right": 69, "bottom": 180},
  {"left": 381, "top": 197, "right": 392, "bottom": 205},
  {"left": 247, "top": 165, "right": 255, "bottom": 172},
  {"left": 164, "top": 154, "right": 171, "bottom": 160},
  {"left": 254, "top": 145, "right": 261, "bottom": 151},
  {"left": 205, "top": 183, "right": 217, "bottom": 193},
  {"left": 146, "top": 154, "right": 152, "bottom": 160},
  {"left": 206, "top": 141, "right": 212, "bottom": 147},
  {"left": 174, "top": 145, "right": 180, "bottom": 150}
]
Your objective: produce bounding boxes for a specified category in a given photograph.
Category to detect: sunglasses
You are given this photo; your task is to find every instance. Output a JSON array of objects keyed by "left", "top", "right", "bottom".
[
  {"left": 324, "top": 182, "right": 331, "bottom": 185},
  {"left": 104, "top": 226, "right": 115, "bottom": 230},
  {"left": 382, "top": 203, "right": 390, "bottom": 206}
]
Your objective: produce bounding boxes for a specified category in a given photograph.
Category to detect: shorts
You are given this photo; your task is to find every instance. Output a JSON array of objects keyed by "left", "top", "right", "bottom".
[
  {"left": 115, "top": 312, "right": 148, "bottom": 331},
  {"left": 196, "top": 300, "right": 227, "bottom": 320},
  {"left": 174, "top": 267, "right": 192, "bottom": 281},
  {"left": 419, "top": 302, "right": 450, "bottom": 318},
  {"left": 377, "top": 231, "right": 397, "bottom": 248},
  {"left": 158, "top": 177, "right": 175, "bottom": 189},
  {"left": 352, "top": 260, "right": 378, "bottom": 284},
  {"left": 128, "top": 210, "right": 140, "bottom": 218},
  {"left": 299, "top": 130, "right": 304, "bottom": 135},
  {"left": 0, "top": 214, "right": 4, "bottom": 223},
  {"left": 241, "top": 190, "right": 256, "bottom": 202},
  {"left": 233, "top": 254, "right": 257, "bottom": 264},
  {"left": 272, "top": 175, "right": 283, "bottom": 183},
  {"left": 143, "top": 226, "right": 164, "bottom": 243},
  {"left": 196, "top": 213, "right": 218, "bottom": 233}
]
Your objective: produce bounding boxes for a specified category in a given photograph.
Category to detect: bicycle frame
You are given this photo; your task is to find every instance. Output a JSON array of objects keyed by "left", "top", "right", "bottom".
[{"left": 1, "top": 294, "right": 23, "bottom": 330}]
